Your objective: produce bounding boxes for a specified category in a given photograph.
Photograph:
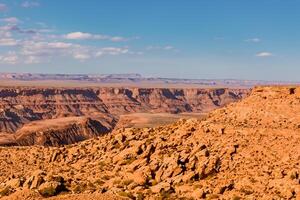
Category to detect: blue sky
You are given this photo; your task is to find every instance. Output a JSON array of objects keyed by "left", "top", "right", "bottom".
[{"left": 0, "top": 0, "right": 299, "bottom": 81}]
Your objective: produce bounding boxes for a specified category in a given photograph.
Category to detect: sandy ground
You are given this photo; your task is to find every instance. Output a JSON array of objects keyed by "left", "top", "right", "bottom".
[{"left": 117, "top": 112, "right": 206, "bottom": 128}]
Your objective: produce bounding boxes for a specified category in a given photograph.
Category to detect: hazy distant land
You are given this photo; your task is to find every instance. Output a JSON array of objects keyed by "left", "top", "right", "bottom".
[{"left": 0, "top": 72, "right": 298, "bottom": 88}]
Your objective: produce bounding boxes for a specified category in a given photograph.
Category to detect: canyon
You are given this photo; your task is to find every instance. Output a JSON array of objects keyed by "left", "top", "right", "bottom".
[
  {"left": 0, "top": 86, "right": 299, "bottom": 199},
  {"left": 0, "top": 86, "right": 248, "bottom": 146}
]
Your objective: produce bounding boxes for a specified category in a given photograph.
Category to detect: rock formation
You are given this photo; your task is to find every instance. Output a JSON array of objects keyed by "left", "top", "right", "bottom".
[
  {"left": 0, "top": 87, "right": 247, "bottom": 146},
  {"left": 0, "top": 86, "right": 299, "bottom": 199}
]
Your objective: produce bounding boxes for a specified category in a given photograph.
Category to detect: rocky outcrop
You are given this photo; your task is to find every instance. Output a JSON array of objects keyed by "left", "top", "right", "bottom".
[
  {"left": 13, "top": 117, "right": 114, "bottom": 146},
  {"left": 0, "top": 86, "right": 299, "bottom": 199},
  {"left": 0, "top": 87, "right": 248, "bottom": 146},
  {"left": 0, "top": 88, "right": 110, "bottom": 133}
]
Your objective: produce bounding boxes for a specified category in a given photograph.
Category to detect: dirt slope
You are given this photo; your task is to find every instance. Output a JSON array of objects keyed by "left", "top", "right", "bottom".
[
  {"left": 0, "top": 87, "right": 247, "bottom": 146},
  {"left": 0, "top": 86, "right": 299, "bottom": 199}
]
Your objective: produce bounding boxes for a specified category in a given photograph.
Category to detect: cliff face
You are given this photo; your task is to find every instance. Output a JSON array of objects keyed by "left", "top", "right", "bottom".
[
  {"left": 0, "top": 86, "right": 299, "bottom": 199},
  {"left": 96, "top": 87, "right": 247, "bottom": 114},
  {"left": 0, "top": 88, "right": 110, "bottom": 133},
  {"left": 14, "top": 117, "right": 112, "bottom": 146},
  {"left": 0, "top": 87, "right": 248, "bottom": 145}
]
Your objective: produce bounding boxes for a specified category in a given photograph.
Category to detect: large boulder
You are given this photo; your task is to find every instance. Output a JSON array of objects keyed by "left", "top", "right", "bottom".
[{"left": 38, "top": 181, "right": 63, "bottom": 197}]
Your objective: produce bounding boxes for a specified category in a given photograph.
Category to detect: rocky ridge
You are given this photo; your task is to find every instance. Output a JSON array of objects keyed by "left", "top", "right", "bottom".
[{"left": 0, "top": 86, "right": 299, "bottom": 199}]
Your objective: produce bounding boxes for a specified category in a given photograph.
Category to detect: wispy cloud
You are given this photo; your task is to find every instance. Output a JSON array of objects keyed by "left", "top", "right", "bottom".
[
  {"left": 72, "top": 52, "right": 91, "bottom": 61},
  {"left": 0, "top": 37, "right": 135, "bottom": 64},
  {"left": 245, "top": 38, "right": 261, "bottom": 43},
  {"left": 0, "top": 38, "right": 19, "bottom": 46},
  {"left": 0, "top": 3, "right": 7, "bottom": 12},
  {"left": 1, "top": 17, "right": 21, "bottom": 24},
  {"left": 21, "top": 1, "right": 40, "bottom": 8},
  {"left": 256, "top": 51, "right": 273, "bottom": 57},
  {"left": 0, "top": 9, "right": 141, "bottom": 64},
  {"left": 0, "top": 25, "right": 37, "bottom": 34},
  {"left": 64, "top": 32, "right": 128, "bottom": 42},
  {"left": 146, "top": 45, "right": 176, "bottom": 51},
  {"left": 0, "top": 52, "right": 19, "bottom": 64},
  {"left": 95, "top": 47, "right": 129, "bottom": 57},
  {"left": 20, "top": 41, "right": 79, "bottom": 57}
]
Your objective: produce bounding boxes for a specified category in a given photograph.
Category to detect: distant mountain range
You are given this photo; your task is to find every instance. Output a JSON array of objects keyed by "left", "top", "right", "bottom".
[{"left": 0, "top": 72, "right": 298, "bottom": 87}]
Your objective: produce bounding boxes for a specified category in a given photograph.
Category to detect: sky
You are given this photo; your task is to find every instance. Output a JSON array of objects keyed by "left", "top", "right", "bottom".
[{"left": 0, "top": 0, "right": 299, "bottom": 81}]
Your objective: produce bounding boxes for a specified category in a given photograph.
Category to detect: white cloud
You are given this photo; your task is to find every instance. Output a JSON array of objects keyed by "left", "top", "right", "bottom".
[
  {"left": 21, "top": 1, "right": 40, "bottom": 8},
  {"left": 0, "top": 16, "right": 137, "bottom": 64},
  {"left": 4, "top": 41, "right": 81, "bottom": 64},
  {"left": 46, "top": 42, "right": 74, "bottom": 49},
  {"left": 0, "top": 29, "right": 12, "bottom": 38},
  {"left": 24, "top": 56, "right": 40, "bottom": 64},
  {"left": 64, "top": 31, "right": 127, "bottom": 42},
  {"left": 0, "top": 3, "right": 7, "bottom": 12},
  {"left": 0, "top": 40, "right": 132, "bottom": 64},
  {"left": 0, "top": 52, "right": 19, "bottom": 64},
  {"left": 0, "top": 40, "right": 80, "bottom": 64},
  {"left": 0, "top": 25, "right": 13, "bottom": 32},
  {"left": 0, "top": 25, "right": 37, "bottom": 34},
  {"left": 1, "top": 17, "right": 20, "bottom": 24},
  {"left": 64, "top": 32, "right": 93, "bottom": 40},
  {"left": 256, "top": 52, "right": 273, "bottom": 57},
  {"left": 0, "top": 38, "right": 19, "bottom": 46},
  {"left": 146, "top": 45, "right": 176, "bottom": 51},
  {"left": 95, "top": 47, "right": 129, "bottom": 57},
  {"left": 20, "top": 41, "right": 79, "bottom": 57},
  {"left": 164, "top": 46, "right": 175, "bottom": 50},
  {"left": 15, "top": 39, "right": 131, "bottom": 63},
  {"left": 110, "top": 36, "right": 126, "bottom": 42},
  {"left": 73, "top": 53, "right": 91, "bottom": 61},
  {"left": 245, "top": 38, "right": 261, "bottom": 43}
]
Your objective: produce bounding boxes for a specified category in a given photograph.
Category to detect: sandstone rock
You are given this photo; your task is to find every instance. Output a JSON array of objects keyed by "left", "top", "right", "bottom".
[
  {"left": 287, "top": 169, "right": 299, "bottom": 180},
  {"left": 24, "top": 170, "right": 45, "bottom": 189},
  {"left": 5, "top": 178, "right": 23, "bottom": 189},
  {"left": 0, "top": 185, "right": 14, "bottom": 197},
  {"left": 151, "top": 182, "right": 171, "bottom": 193},
  {"left": 38, "top": 181, "right": 63, "bottom": 197},
  {"left": 50, "top": 150, "right": 60, "bottom": 162},
  {"left": 179, "top": 171, "right": 196, "bottom": 183},
  {"left": 133, "top": 166, "right": 151, "bottom": 185},
  {"left": 214, "top": 181, "right": 234, "bottom": 194},
  {"left": 192, "top": 188, "right": 207, "bottom": 199},
  {"left": 174, "top": 185, "right": 195, "bottom": 197}
]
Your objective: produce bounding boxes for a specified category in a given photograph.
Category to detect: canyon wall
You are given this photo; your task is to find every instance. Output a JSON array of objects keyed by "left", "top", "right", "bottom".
[{"left": 0, "top": 87, "right": 249, "bottom": 145}]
